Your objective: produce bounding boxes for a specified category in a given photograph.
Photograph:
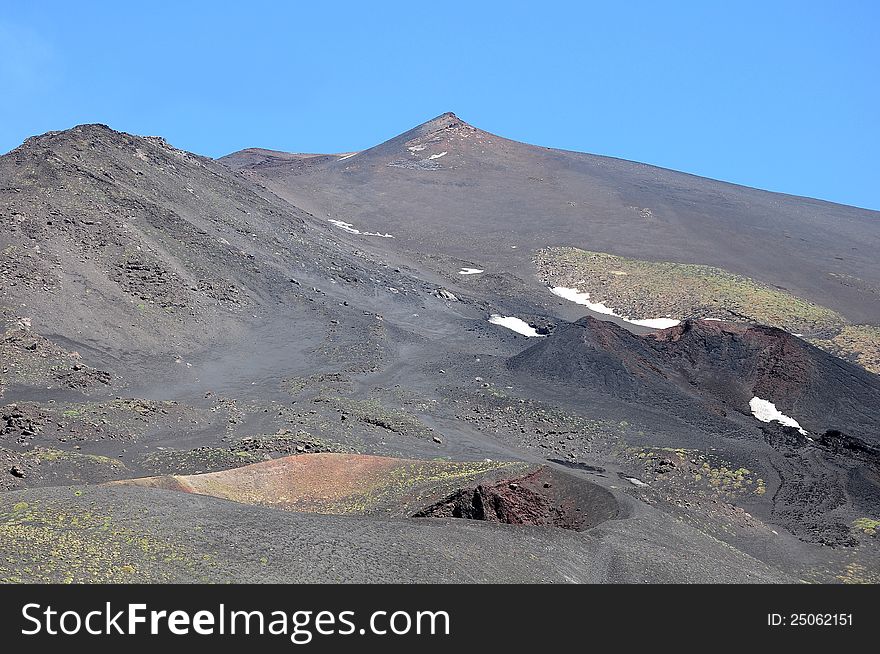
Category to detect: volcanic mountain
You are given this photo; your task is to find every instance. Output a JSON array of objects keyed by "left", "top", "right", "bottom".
[
  {"left": 0, "top": 116, "right": 877, "bottom": 584},
  {"left": 224, "top": 112, "right": 880, "bottom": 325},
  {"left": 0, "top": 123, "right": 459, "bottom": 405}
]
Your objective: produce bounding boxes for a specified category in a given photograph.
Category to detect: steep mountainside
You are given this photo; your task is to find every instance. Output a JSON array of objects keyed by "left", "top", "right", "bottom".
[
  {"left": 0, "top": 118, "right": 877, "bottom": 584},
  {"left": 509, "top": 317, "right": 880, "bottom": 548},
  {"left": 1, "top": 124, "right": 307, "bottom": 355},
  {"left": 224, "top": 112, "right": 880, "bottom": 325},
  {"left": 511, "top": 317, "right": 880, "bottom": 445},
  {"left": 0, "top": 124, "right": 437, "bottom": 368}
]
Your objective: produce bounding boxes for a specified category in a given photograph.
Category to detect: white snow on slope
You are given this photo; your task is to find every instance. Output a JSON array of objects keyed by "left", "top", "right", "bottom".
[
  {"left": 428, "top": 151, "right": 448, "bottom": 160},
  {"left": 550, "top": 287, "right": 680, "bottom": 329},
  {"left": 337, "top": 152, "right": 357, "bottom": 161},
  {"left": 458, "top": 268, "right": 484, "bottom": 275},
  {"left": 628, "top": 317, "right": 682, "bottom": 329},
  {"left": 328, "top": 219, "right": 394, "bottom": 238},
  {"left": 749, "top": 397, "right": 808, "bottom": 435},
  {"left": 328, "top": 219, "right": 360, "bottom": 234},
  {"left": 488, "top": 315, "right": 541, "bottom": 337}
]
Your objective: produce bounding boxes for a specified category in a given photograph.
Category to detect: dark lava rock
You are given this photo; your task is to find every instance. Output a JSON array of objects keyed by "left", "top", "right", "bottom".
[
  {"left": 414, "top": 467, "right": 618, "bottom": 531},
  {"left": 435, "top": 288, "right": 458, "bottom": 302},
  {"left": 509, "top": 317, "right": 880, "bottom": 448}
]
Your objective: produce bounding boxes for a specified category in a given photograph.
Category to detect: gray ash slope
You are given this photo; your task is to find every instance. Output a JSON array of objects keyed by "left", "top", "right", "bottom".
[
  {"left": 0, "top": 118, "right": 877, "bottom": 583},
  {"left": 2, "top": 124, "right": 303, "bottom": 355},
  {"left": 511, "top": 317, "right": 880, "bottom": 445},
  {"left": 508, "top": 317, "right": 880, "bottom": 548},
  {"left": 0, "top": 124, "right": 446, "bottom": 390},
  {"left": 0, "top": 485, "right": 790, "bottom": 583},
  {"left": 224, "top": 111, "right": 880, "bottom": 325}
]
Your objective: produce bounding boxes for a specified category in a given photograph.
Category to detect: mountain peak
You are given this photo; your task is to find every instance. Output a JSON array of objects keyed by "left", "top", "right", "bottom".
[
  {"left": 8, "top": 123, "right": 146, "bottom": 158},
  {"left": 5, "top": 123, "right": 205, "bottom": 169},
  {"left": 421, "top": 111, "right": 466, "bottom": 130},
  {"left": 350, "top": 111, "right": 479, "bottom": 161},
  {"left": 396, "top": 111, "right": 473, "bottom": 141}
]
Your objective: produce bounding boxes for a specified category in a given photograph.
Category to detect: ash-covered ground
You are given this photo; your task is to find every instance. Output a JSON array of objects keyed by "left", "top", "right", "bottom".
[{"left": 1, "top": 115, "right": 878, "bottom": 583}]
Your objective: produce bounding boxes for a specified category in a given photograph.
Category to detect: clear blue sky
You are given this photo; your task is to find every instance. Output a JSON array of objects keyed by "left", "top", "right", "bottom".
[{"left": 2, "top": 1, "right": 878, "bottom": 209}]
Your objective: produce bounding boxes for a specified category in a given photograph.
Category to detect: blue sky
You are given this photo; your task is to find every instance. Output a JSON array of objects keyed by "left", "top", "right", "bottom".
[{"left": 1, "top": 1, "right": 878, "bottom": 209}]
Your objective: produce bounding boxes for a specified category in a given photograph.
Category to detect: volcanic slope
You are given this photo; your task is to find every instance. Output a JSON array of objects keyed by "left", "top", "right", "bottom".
[
  {"left": 0, "top": 484, "right": 790, "bottom": 583},
  {"left": 508, "top": 316, "right": 880, "bottom": 555},
  {"left": 223, "top": 112, "right": 880, "bottom": 328},
  {"left": 0, "top": 121, "right": 877, "bottom": 584},
  {"left": 0, "top": 123, "right": 470, "bottom": 404},
  {"left": 510, "top": 317, "right": 880, "bottom": 444},
  {"left": 2, "top": 125, "right": 295, "bottom": 356}
]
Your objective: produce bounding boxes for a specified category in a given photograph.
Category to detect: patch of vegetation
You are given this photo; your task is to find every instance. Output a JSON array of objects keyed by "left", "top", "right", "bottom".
[
  {"left": 852, "top": 518, "right": 880, "bottom": 536},
  {"left": 139, "top": 447, "right": 260, "bottom": 475},
  {"left": 27, "top": 447, "right": 127, "bottom": 469},
  {"left": 110, "top": 398, "right": 176, "bottom": 416},
  {"left": 624, "top": 446, "right": 763, "bottom": 497},
  {"left": 836, "top": 561, "right": 880, "bottom": 585},
  {"left": 535, "top": 247, "right": 845, "bottom": 334},
  {"left": 0, "top": 498, "right": 220, "bottom": 583},
  {"left": 809, "top": 326, "right": 880, "bottom": 374},
  {"left": 449, "top": 387, "right": 629, "bottom": 458},
  {"left": 699, "top": 462, "right": 758, "bottom": 494},
  {"left": 47, "top": 398, "right": 178, "bottom": 443},
  {"left": 139, "top": 430, "right": 348, "bottom": 475}
]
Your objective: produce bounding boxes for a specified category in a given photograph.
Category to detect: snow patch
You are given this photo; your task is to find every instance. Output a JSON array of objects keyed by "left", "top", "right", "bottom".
[
  {"left": 627, "top": 317, "right": 682, "bottom": 329},
  {"left": 749, "top": 397, "right": 808, "bottom": 435},
  {"left": 328, "top": 219, "right": 394, "bottom": 238},
  {"left": 551, "top": 286, "right": 615, "bottom": 315},
  {"left": 337, "top": 152, "right": 357, "bottom": 161},
  {"left": 458, "top": 268, "right": 484, "bottom": 275},
  {"left": 328, "top": 219, "right": 360, "bottom": 234},
  {"left": 488, "top": 315, "right": 541, "bottom": 337},
  {"left": 625, "top": 477, "right": 647, "bottom": 487},
  {"left": 428, "top": 151, "right": 448, "bottom": 160},
  {"left": 550, "top": 287, "right": 680, "bottom": 329}
]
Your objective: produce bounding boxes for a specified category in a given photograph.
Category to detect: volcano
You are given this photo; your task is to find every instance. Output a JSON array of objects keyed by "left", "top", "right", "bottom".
[
  {"left": 225, "top": 112, "right": 880, "bottom": 325},
  {"left": 1, "top": 114, "right": 878, "bottom": 584}
]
